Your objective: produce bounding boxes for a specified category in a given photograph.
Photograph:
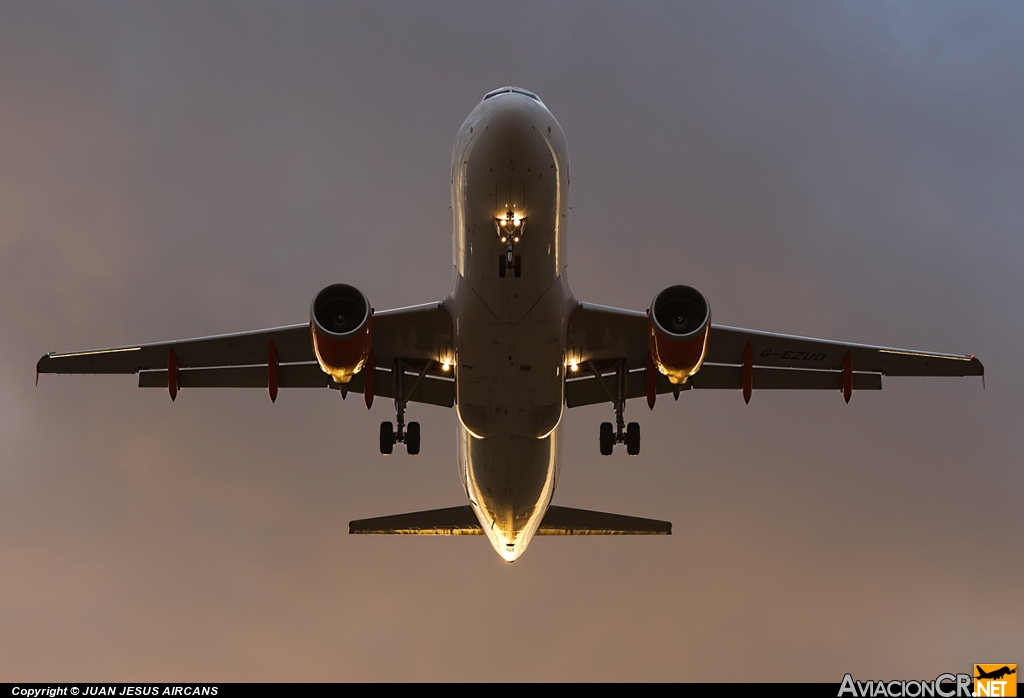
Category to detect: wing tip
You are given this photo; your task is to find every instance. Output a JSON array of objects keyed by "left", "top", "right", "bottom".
[{"left": 964, "top": 356, "right": 985, "bottom": 378}]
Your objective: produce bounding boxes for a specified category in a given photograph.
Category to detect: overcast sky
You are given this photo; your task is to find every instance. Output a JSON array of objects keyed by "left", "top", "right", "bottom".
[{"left": 1, "top": 1, "right": 1021, "bottom": 681}]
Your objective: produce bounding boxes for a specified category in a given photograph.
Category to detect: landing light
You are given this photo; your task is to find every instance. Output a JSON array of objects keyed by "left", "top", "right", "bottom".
[
  {"left": 441, "top": 359, "right": 451, "bottom": 372},
  {"left": 570, "top": 360, "right": 579, "bottom": 372},
  {"left": 495, "top": 212, "right": 526, "bottom": 240}
]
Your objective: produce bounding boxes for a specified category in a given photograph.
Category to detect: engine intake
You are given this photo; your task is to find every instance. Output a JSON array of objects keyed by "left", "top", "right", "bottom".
[
  {"left": 649, "top": 285, "right": 711, "bottom": 384},
  {"left": 310, "top": 284, "right": 372, "bottom": 383}
]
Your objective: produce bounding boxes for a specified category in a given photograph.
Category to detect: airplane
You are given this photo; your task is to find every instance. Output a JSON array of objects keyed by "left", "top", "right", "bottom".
[
  {"left": 975, "top": 666, "right": 1017, "bottom": 681},
  {"left": 37, "top": 86, "right": 984, "bottom": 562}
]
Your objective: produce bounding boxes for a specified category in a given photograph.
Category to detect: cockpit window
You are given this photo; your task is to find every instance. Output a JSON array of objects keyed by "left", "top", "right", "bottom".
[{"left": 483, "top": 86, "right": 541, "bottom": 103}]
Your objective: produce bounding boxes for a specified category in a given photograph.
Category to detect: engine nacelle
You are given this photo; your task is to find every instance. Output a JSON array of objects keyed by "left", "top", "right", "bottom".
[
  {"left": 648, "top": 284, "right": 711, "bottom": 384},
  {"left": 310, "top": 284, "right": 372, "bottom": 383}
]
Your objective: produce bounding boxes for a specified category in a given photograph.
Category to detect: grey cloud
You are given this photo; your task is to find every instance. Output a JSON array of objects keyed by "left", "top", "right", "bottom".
[{"left": 1, "top": 2, "right": 1020, "bottom": 680}]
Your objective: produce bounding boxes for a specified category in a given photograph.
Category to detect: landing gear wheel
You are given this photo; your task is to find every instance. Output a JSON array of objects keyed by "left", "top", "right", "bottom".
[
  {"left": 379, "top": 421, "right": 395, "bottom": 455},
  {"left": 600, "top": 422, "right": 614, "bottom": 456},
  {"left": 514, "top": 255, "right": 522, "bottom": 278},
  {"left": 498, "top": 254, "right": 506, "bottom": 278},
  {"left": 406, "top": 421, "right": 420, "bottom": 455},
  {"left": 626, "top": 422, "right": 640, "bottom": 456}
]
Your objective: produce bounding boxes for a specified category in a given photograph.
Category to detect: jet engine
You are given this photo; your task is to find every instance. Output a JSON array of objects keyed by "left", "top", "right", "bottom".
[
  {"left": 310, "top": 283, "right": 372, "bottom": 383},
  {"left": 648, "top": 284, "right": 711, "bottom": 384}
]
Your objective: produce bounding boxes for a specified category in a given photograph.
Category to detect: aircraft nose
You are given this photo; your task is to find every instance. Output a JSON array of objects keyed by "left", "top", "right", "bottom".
[{"left": 478, "top": 99, "right": 544, "bottom": 146}]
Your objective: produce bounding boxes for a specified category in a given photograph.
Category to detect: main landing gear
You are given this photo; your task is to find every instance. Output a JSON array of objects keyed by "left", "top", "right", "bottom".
[
  {"left": 380, "top": 420, "right": 419, "bottom": 456},
  {"left": 591, "top": 360, "right": 641, "bottom": 456},
  {"left": 379, "top": 359, "right": 429, "bottom": 456},
  {"left": 600, "top": 420, "right": 640, "bottom": 456}
]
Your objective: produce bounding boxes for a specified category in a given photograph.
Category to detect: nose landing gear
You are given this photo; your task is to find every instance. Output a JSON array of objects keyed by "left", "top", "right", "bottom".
[
  {"left": 591, "top": 360, "right": 641, "bottom": 456},
  {"left": 495, "top": 211, "right": 524, "bottom": 279},
  {"left": 498, "top": 251, "right": 522, "bottom": 279}
]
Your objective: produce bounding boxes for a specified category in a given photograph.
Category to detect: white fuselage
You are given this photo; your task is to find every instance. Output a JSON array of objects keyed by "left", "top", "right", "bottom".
[{"left": 444, "top": 89, "right": 574, "bottom": 561}]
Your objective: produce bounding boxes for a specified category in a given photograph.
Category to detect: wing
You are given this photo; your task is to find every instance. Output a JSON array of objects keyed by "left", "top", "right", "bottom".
[
  {"left": 705, "top": 325, "right": 984, "bottom": 377},
  {"left": 37, "top": 324, "right": 315, "bottom": 374},
  {"left": 37, "top": 301, "right": 456, "bottom": 407},
  {"left": 565, "top": 302, "right": 983, "bottom": 407}
]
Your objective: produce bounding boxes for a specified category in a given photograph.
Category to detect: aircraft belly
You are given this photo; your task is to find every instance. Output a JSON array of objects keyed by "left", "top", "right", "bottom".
[{"left": 456, "top": 317, "right": 563, "bottom": 438}]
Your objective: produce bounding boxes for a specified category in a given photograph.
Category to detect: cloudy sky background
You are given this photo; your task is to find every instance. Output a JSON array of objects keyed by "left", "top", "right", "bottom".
[{"left": 1, "top": 1, "right": 1021, "bottom": 681}]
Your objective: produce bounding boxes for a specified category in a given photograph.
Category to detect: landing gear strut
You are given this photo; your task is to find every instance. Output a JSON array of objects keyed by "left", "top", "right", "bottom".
[
  {"left": 379, "top": 359, "right": 428, "bottom": 456},
  {"left": 496, "top": 210, "right": 524, "bottom": 279},
  {"left": 498, "top": 251, "right": 522, "bottom": 279},
  {"left": 591, "top": 360, "right": 640, "bottom": 456}
]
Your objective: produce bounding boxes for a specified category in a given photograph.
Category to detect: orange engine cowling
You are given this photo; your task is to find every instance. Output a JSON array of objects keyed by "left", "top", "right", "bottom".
[
  {"left": 648, "top": 285, "right": 711, "bottom": 384},
  {"left": 310, "top": 284, "right": 372, "bottom": 383}
]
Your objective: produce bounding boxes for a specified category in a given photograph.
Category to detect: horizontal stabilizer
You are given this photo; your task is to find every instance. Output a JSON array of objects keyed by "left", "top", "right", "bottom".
[
  {"left": 349, "top": 505, "right": 671, "bottom": 535},
  {"left": 538, "top": 506, "right": 671, "bottom": 535},
  {"left": 350, "top": 506, "right": 482, "bottom": 535}
]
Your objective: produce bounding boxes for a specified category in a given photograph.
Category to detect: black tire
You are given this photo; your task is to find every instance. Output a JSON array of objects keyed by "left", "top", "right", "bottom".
[
  {"left": 379, "top": 421, "right": 394, "bottom": 455},
  {"left": 406, "top": 421, "right": 421, "bottom": 455},
  {"left": 514, "top": 255, "right": 522, "bottom": 278},
  {"left": 498, "top": 255, "right": 506, "bottom": 278},
  {"left": 600, "top": 422, "right": 614, "bottom": 456},
  {"left": 626, "top": 422, "right": 640, "bottom": 456}
]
